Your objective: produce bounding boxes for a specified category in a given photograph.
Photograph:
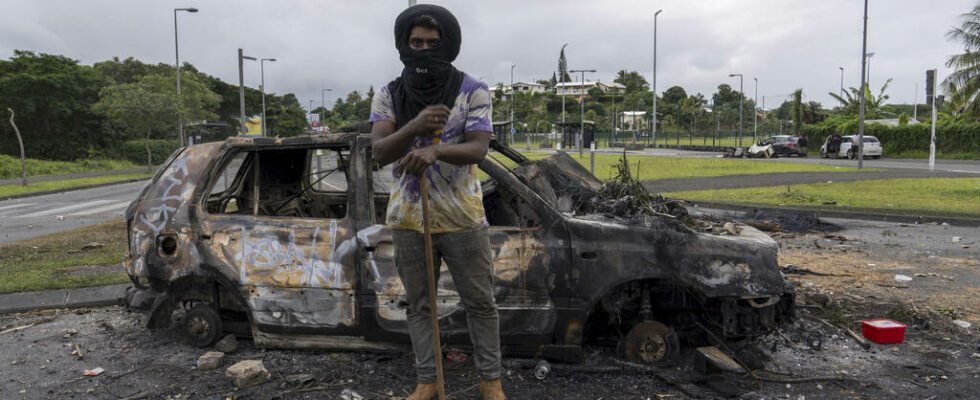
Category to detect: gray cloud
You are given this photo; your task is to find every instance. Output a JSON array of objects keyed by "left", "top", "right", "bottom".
[{"left": 0, "top": 0, "right": 973, "bottom": 112}]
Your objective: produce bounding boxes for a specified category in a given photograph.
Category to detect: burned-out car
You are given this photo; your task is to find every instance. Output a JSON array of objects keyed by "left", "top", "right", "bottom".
[{"left": 124, "top": 133, "right": 793, "bottom": 363}]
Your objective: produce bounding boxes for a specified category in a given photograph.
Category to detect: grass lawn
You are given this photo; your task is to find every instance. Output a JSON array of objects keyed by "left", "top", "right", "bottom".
[
  {"left": 0, "top": 219, "right": 129, "bottom": 294},
  {"left": 0, "top": 172, "right": 152, "bottom": 198},
  {"left": 667, "top": 178, "right": 980, "bottom": 218},
  {"left": 484, "top": 151, "right": 865, "bottom": 181}
]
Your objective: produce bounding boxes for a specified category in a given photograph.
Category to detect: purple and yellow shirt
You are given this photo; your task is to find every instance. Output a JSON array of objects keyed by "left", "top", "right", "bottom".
[{"left": 369, "top": 74, "right": 493, "bottom": 233}]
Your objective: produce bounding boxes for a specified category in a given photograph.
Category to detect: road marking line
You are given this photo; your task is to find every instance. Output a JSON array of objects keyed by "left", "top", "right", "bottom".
[
  {"left": 68, "top": 200, "right": 132, "bottom": 216},
  {"left": 0, "top": 202, "right": 33, "bottom": 211},
  {"left": 17, "top": 200, "right": 114, "bottom": 218}
]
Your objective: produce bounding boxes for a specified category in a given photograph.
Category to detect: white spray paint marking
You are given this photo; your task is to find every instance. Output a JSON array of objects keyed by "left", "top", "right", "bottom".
[
  {"left": 139, "top": 156, "right": 190, "bottom": 235},
  {"left": 234, "top": 226, "right": 345, "bottom": 288}
]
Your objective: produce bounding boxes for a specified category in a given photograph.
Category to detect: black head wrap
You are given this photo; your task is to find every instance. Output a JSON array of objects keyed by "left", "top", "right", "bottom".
[{"left": 387, "top": 4, "right": 464, "bottom": 130}]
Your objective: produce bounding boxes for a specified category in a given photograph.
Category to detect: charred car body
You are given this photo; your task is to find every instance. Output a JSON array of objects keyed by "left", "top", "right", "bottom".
[{"left": 124, "top": 133, "right": 793, "bottom": 363}]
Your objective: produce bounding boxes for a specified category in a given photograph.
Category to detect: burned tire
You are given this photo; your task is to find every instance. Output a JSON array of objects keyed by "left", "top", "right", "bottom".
[
  {"left": 623, "top": 321, "right": 680, "bottom": 365},
  {"left": 183, "top": 305, "right": 222, "bottom": 347}
]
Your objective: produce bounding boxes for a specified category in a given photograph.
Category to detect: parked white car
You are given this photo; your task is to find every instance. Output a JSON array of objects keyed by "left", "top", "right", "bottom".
[{"left": 820, "top": 135, "right": 882, "bottom": 159}]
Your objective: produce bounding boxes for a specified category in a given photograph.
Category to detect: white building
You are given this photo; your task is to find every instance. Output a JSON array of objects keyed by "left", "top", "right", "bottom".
[
  {"left": 619, "top": 111, "right": 648, "bottom": 131},
  {"left": 555, "top": 81, "right": 626, "bottom": 100}
]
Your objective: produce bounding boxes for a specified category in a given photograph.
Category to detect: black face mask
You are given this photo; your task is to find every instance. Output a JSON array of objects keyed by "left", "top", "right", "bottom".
[{"left": 387, "top": 4, "right": 464, "bottom": 131}]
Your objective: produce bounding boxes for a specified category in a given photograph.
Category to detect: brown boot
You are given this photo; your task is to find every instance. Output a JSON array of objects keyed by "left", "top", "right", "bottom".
[
  {"left": 405, "top": 383, "right": 438, "bottom": 400},
  {"left": 479, "top": 379, "right": 506, "bottom": 400}
]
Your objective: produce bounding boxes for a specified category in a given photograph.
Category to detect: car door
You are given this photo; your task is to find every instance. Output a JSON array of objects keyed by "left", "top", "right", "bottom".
[
  {"left": 197, "top": 145, "right": 359, "bottom": 335},
  {"left": 356, "top": 155, "right": 556, "bottom": 341}
]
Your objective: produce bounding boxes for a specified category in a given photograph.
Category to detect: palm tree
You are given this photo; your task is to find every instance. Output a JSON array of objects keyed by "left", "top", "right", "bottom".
[
  {"left": 827, "top": 79, "right": 893, "bottom": 118},
  {"left": 944, "top": 3, "right": 980, "bottom": 117}
]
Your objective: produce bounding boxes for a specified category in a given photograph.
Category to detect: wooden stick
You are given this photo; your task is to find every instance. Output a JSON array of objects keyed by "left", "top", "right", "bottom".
[{"left": 420, "top": 173, "right": 446, "bottom": 400}]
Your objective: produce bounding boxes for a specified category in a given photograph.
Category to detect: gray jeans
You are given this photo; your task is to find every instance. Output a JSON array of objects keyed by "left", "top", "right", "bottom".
[{"left": 393, "top": 228, "right": 502, "bottom": 383}]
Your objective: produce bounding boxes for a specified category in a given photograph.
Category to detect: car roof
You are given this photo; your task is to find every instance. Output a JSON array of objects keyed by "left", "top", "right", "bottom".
[{"left": 217, "top": 133, "right": 363, "bottom": 149}]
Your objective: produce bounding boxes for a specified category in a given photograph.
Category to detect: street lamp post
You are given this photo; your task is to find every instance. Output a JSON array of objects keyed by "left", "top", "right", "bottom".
[
  {"left": 729, "top": 73, "right": 744, "bottom": 147},
  {"left": 753, "top": 77, "right": 758, "bottom": 143},
  {"left": 173, "top": 7, "right": 198, "bottom": 147},
  {"left": 653, "top": 9, "right": 662, "bottom": 147},
  {"left": 321, "top": 89, "right": 332, "bottom": 111},
  {"left": 570, "top": 69, "right": 595, "bottom": 156},
  {"left": 238, "top": 49, "right": 256, "bottom": 136},
  {"left": 559, "top": 43, "right": 568, "bottom": 147},
  {"left": 839, "top": 66, "right": 844, "bottom": 98},
  {"left": 321, "top": 88, "right": 332, "bottom": 131},
  {"left": 510, "top": 64, "right": 516, "bottom": 146},
  {"left": 260, "top": 58, "right": 276, "bottom": 137}
]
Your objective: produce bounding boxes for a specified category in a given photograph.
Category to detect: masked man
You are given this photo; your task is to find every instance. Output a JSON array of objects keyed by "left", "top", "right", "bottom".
[{"left": 369, "top": 5, "right": 504, "bottom": 400}]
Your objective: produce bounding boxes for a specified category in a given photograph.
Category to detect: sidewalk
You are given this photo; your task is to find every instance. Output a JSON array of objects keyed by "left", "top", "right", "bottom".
[{"left": 0, "top": 284, "right": 130, "bottom": 315}]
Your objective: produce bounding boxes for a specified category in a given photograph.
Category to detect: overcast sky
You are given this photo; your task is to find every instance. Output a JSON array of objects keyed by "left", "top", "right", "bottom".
[{"left": 1, "top": 0, "right": 975, "bottom": 111}]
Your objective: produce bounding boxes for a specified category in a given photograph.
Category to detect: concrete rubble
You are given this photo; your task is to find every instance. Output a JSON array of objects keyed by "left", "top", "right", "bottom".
[{"left": 224, "top": 359, "right": 270, "bottom": 388}]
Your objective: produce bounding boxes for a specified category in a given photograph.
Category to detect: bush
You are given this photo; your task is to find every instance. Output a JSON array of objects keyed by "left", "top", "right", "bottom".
[
  {"left": 0, "top": 154, "right": 135, "bottom": 179},
  {"left": 801, "top": 119, "right": 980, "bottom": 157},
  {"left": 107, "top": 139, "right": 181, "bottom": 165}
]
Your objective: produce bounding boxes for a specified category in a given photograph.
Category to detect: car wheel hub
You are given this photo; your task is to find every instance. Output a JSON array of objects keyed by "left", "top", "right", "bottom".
[{"left": 625, "top": 321, "right": 674, "bottom": 363}]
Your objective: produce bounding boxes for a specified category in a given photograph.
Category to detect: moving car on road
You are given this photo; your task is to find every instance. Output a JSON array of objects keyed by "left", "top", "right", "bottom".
[
  {"left": 123, "top": 133, "right": 794, "bottom": 364},
  {"left": 820, "top": 135, "right": 882, "bottom": 159}
]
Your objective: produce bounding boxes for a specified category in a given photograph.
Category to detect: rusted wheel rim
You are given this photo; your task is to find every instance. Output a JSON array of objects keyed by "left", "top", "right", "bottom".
[
  {"left": 187, "top": 316, "right": 210, "bottom": 339},
  {"left": 624, "top": 321, "right": 673, "bottom": 363}
]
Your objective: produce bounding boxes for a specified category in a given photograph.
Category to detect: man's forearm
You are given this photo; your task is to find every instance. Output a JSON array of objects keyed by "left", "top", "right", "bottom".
[
  {"left": 373, "top": 125, "right": 421, "bottom": 166},
  {"left": 435, "top": 140, "right": 487, "bottom": 165}
]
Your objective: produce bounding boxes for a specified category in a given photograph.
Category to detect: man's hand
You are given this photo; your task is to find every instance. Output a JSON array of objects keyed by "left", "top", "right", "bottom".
[
  {"left": 406, "top": 105, "right": 450, "bottom": 137},
  {"left": 400, "top": 146, "right": 441, "bottom": 177}
]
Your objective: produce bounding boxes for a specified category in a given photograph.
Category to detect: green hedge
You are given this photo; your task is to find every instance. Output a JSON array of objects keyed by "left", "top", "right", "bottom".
[
  {"left": 0, "top": 154, "right": 136, "bottom": 180},
  {"left": 801, "top": 121, "right": 980, "bottom": 157},
  {"left": 107, "top": 139, "right": 181, "bottom": 166}
]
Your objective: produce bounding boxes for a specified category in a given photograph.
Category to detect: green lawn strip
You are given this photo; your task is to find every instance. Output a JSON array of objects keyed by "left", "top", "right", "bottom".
[
  {"left": 667, "top": 178, "right": 980, "bottom": 218},
  {"left": 485, "top": 151, "right": 865, "bottom": 181},
  {"left": 0, "top": 155, "right": 139, "bottom": 180},
  {"left": 0, "top": 219, "right": 129, "bottom": 294},
  {"left": 887, "top": 149, "right": 980, "bottom": 160},
  {"left": 0, "top": 172, "right": 152, "bottom": 197}
]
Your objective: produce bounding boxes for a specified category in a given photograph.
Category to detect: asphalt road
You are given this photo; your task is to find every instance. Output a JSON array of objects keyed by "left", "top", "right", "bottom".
[{"left": 0, "top": 180, "right": 146, "bottom": 244}]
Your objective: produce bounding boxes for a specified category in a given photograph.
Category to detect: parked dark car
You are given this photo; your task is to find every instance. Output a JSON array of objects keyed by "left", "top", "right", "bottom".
[
  {"left": 124, "top": 133, "right": 794, "bottom": 364},
  {"left": 757, "top": 135, "right": 802, "bottom": 157}
]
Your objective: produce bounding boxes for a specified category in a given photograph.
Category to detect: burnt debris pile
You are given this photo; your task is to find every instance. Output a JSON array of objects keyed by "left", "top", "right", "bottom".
[
  {"left": 583, "top": 153, "right": 689, "bottom": 223},
  {"left": 512, "top": 152, "right": 690, "bottom": 228}
]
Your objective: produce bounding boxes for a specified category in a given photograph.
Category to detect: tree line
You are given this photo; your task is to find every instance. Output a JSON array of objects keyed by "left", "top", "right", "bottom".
[{"left": 0, "top": 51, "right": 307, "bottom": 162}]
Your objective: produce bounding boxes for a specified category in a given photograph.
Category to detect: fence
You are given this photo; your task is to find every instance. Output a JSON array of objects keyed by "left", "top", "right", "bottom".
[{"left": 500, "top": 129, "right": 763, "bottom": 149}]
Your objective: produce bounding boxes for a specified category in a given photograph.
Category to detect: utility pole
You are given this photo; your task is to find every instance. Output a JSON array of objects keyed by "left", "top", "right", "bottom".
[
  {"left": 857, "top": 0, "right": 868, "bottom": 169},
  {"left": 570, "top": 69, "right": 595, "bottom": 157},
  {"left": 238, "top": 49, "right": 256, "bottom": 136},
  {"left": 652, "top": 9, "right": 662, "bottom": 147},
  {"left": 753, "top": 77, "right": 758, "bottom": 143}
]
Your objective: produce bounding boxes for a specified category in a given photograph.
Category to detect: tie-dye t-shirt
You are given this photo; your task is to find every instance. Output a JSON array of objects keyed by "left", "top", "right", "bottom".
[{"left": 369, "top": 74, "right": 492, "bottom": 233}]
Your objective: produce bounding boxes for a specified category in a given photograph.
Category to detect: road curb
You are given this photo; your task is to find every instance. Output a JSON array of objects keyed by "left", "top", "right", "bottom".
[
  {"left": 0, "top": 177, "right": 150, "bottom": 201},
  {"left": 687, "top": 200, "right": 980, "bottom": 227},
  {"left": 0, "top": 283, "right": 130, "bottom": 315}
]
